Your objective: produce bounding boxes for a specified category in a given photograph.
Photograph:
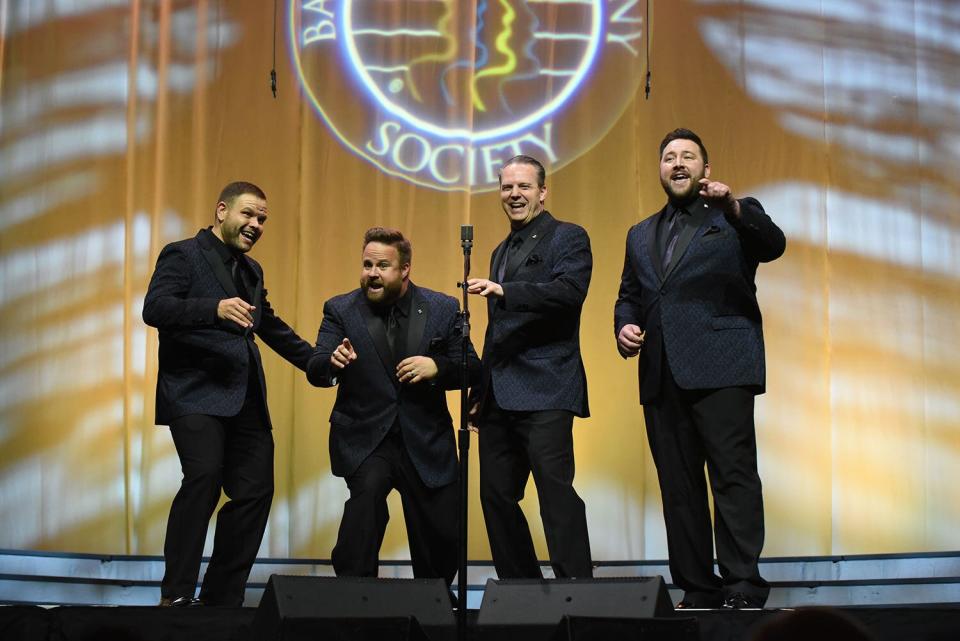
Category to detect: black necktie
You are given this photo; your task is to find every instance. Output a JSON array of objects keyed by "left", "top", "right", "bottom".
[
  {"left": 386, "top": 306, "right": 400, "bottom": 360},
  {"left": 661, "top": 208, "right": 686, "bottom": 271},
  {"left": 231, "top": 258, "right": 249, "bottom": 301},
  {"left": 497, "top": 233, "right": 521, "bottom": 282}
]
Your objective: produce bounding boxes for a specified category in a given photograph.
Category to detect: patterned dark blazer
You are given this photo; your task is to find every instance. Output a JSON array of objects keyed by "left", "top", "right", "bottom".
[
  {"left": 614, "top": 197, "right": 785, "bottom": 403},
  {"left": 142, "top": 229, "right": 313, "bottom": 426},
  {"left": 307, "top": 283, "right": 481, "bottom": 488},
  {"left": 478, "top": 211, "right": 592, "bottom": 418}
]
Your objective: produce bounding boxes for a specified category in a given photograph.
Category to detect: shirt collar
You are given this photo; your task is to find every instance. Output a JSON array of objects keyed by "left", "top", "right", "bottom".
[
  {"left": 393, "top": 286, "right": 412, "bottom": 318},
  {"left": 203, "top": 226, "right": 238, "bottom": 265},
  {"left": 368, "top": 284, "right": 413, "bottom": 318},
  {"left": 666, "top": 196, "right": 704, "bottom": 220},
  {"left": 509, "top": 208, "right": 548, "bottom": 245}
]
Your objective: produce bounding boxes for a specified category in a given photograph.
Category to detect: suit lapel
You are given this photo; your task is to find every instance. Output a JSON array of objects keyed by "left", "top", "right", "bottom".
[
  {"left": 648, "top": 207, "right": 668, "bottom": 281},
  {"left": 197, "top": 232, "right": 238, "bottom": 298},
  {"left": 504, "top": 211, "right": 553, "bottom": 281},
  {"left": 491, "top": 239, "right": 508, "bottom": 281},
  {"left": 406, "top": 285, "right": 428, "bottom": 359},
  {"left": 504, "top": 228, "right": 545, "bottom": 281},
  {"left": 358, "top": 301, "right": 397, "bottom": 384},
  {"left": 488, "top": 243, "right": 506, "bottom": 320},
  {"left": 663, "top": 201, "right": 710, "bottom": 280}
]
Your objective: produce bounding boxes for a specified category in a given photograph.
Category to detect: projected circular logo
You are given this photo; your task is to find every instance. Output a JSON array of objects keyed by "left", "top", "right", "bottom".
[{"left": 290, "top": 1, "right": 645, "bottom": 191}]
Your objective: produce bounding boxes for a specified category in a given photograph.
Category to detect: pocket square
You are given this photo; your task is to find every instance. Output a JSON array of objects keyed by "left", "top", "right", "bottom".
[{"left": 525, "top": 254, "right": 543, "bottom": 265}]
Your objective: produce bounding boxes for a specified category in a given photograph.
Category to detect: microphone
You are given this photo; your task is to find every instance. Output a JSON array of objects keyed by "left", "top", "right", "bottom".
[{"left": 459, "top": 224, "right": 473, "bottom": 277}]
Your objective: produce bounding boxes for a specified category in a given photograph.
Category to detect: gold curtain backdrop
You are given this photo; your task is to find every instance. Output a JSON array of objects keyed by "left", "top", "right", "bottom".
[{"left": 1, "top": 0, "right": 958, "bottom": 563}]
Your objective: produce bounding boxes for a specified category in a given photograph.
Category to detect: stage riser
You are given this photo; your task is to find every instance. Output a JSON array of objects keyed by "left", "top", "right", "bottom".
[
  {"left": 3, "top": 550, "right": 960, "bottom": 608},
  {"left": 2, "top": 606, "right": 960, "bottom": 641}
]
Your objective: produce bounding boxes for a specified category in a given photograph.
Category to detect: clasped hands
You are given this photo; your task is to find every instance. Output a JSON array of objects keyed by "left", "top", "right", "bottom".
[{"left": 329, "top": 338, "right": 438, "bottom": 383}]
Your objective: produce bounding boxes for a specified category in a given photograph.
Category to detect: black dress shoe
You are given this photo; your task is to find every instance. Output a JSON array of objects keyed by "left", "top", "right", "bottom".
[
  {"left": 722, "top": 592, "right": 762, "bottom": 609},
  {"left": 159, "top": 596, "right": 203, "bottom": 607}
]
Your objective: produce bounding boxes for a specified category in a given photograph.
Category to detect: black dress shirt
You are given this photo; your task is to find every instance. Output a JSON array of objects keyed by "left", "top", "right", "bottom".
[
  {"left": 373, "top": 287, "right": 412, "bottom": 365},
  {"left": 498, "top": 210, "right": 548, "bottom": 281},
  {"left": 203, "top": 227, "right": 250, "bottom": 301}
]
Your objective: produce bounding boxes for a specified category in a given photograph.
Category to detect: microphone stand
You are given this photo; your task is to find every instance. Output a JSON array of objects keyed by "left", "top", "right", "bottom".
[{"left": 456, "top": 225, "right": 473, "bottom": 640}]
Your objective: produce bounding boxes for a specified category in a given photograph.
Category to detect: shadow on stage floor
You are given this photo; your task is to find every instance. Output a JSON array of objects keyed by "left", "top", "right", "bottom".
[{"left": 1, "top": 605, "right": 960, "bottom": 641}]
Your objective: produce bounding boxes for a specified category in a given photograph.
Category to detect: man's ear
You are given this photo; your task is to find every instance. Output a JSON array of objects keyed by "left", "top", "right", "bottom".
[
  {"left": 401, "top": 263, "right": 411, "bottom": 280},
  {"left": 704, "top": 164, "right": 711, "bottom": 179},
  {"left": 215, "top": 201, "right": 227, "bottom": 223}
]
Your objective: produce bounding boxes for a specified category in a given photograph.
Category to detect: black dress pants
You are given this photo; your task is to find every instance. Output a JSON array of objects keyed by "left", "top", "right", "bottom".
[
  {"left": 160, "top": 392, "right": 273, "bottom": 606},
  {"left": 332, "top": 431, "right": 458, "bottom": 584},
  {"left": 643, "top": 365, "right": 768, "bottom": 606},
  {"left": 479, "top": 401, "right": 592, "bottom": 579}
]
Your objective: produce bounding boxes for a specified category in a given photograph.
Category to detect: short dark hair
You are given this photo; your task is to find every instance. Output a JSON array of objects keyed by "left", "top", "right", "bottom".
[
  {"left": 659, "top": 128, "right": 709, "bottom": 164},
  {"left": 364, "top": 227, "right": 412, "bottom": 266},
  {"left": 216, "top": 181, "right": 266, "bottom": 214},
  {"left": 499, "top": 155, "right": 546, "bottom": 187}
]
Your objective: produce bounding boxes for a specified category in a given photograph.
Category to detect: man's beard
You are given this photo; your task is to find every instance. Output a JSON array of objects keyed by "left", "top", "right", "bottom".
[
  {"left": 362, "top": 278, "right": 401, "bottom": 308},
  {"left": 661, "top": 173, "right": 702, "bottom": 205}
]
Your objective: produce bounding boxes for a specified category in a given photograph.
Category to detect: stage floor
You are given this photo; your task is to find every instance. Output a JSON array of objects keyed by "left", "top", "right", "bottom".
[{"left": 1, "top": 605, "right": 959, "bottom": 641}]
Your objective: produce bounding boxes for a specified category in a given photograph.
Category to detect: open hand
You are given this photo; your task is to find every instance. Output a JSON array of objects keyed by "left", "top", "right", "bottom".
[{"left": 218, "top": 297, "right": 255, "bottom": 328}]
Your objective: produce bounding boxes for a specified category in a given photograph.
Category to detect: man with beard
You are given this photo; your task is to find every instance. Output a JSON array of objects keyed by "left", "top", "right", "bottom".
[
  {"left": 466, "top": 155, "right": 593, "bottom": 580},
  {"left": 307, "top": 227, "right": 480, "bottom": 584},
  {"left": 614, "top": 129, "right": 785, "bottom": 609},
  {"left": 143, "top": 181, "right": 313, "bottom": 606}
]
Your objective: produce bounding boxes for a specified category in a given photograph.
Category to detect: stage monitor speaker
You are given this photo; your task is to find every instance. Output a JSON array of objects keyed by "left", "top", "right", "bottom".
[
  {"left": 561, "top": 615, "right": 699, "bottom": 641},
  {"left": 476, "top": 576, "right": 674, "bottom": 641},
  {"left": 249, "top": 575, "right": 456, "bottom": 641}
]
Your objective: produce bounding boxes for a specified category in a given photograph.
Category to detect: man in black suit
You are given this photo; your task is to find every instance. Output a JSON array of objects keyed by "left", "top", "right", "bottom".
[
  {"left": 307, "top": 227, "right": 480, "bottom": 584},
  {"left": 466, "top": 155, "right": 593, "bottom": 579},
  {"left": 615, "top": 129, "right": 786, "bottom": 609},
  {"left": 143, "top": 181, "right": 313, "bottom": 607}
]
